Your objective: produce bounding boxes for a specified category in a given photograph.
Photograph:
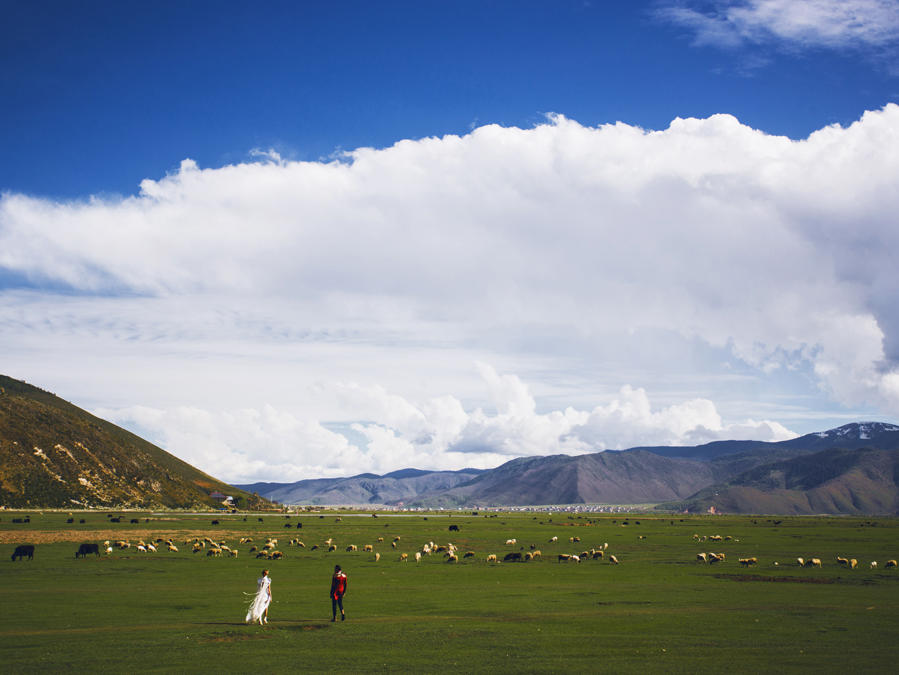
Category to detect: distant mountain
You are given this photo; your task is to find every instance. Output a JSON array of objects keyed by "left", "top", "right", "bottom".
[
  {"left": 665, "top": 446, "right": 899, "bottom": 515},
  {"left": 0, "top": 375, "right": 268, "bottom": 509},
  {"left": 409, "top": 451, "right": 719, "bottom": 508},
  {"left": 397, "top": 422, "right": 899, "bottom": 513},
  {"left": 240, "top": 421, "right": 899, "bottom": 514},
  {"left": 236, "top": 467, "right": 485, "bottom": 505}
]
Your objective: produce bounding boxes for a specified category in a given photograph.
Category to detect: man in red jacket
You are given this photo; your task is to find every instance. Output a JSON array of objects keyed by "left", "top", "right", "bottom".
[{"left": 330, "top": 565, "right": 347, "bottom": 622}]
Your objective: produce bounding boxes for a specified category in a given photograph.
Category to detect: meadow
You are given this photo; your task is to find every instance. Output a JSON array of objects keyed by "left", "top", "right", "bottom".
[{"left": 2, "top": 509, "right": 898, "bottom": 673}]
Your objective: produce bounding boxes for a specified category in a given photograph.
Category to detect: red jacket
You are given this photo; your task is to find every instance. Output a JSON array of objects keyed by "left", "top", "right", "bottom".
[{"left": 331, "top": 571, "right": 347, "bottom": 598}]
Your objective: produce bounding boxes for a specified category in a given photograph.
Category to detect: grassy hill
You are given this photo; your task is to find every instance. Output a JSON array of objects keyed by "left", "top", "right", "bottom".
[{"left": 0, "top": 375, "right": 268, "bottom": 509}]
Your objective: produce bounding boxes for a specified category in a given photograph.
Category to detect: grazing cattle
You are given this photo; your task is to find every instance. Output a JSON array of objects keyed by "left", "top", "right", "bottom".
[
  {"left": 130, "top": 519, "right": 139, "bottom": 524},
  {"left": 504, "top": 552, "right": 523, "bottom": 562},
  {"left": 849, "top": 559, "right": 858, "bottom": 569},
  {"left": 463, "top": 551, "right": 475, "bottom": 558},
  {"left": 531, "top": 550, "right": 542, "bottom": 559},
  {"left": 805, "top": 558, "right": 822, "bottom": 568},
  {"left": 445, "top": 553, "right": 458, "bottom": 563},
  {"left": 837, "top": 557, "right": 849, "bottom": 566},
  {"left": 505, "top": 539, "right": 517, "bottom": 546},
  {"left": 109, "top": 517, "right": 121, "bottom": 523},
  {"left": 609, "top": 555, "right": 619, "bottom": 565},
  {"left": 796, "top": 557, "right": 805, "bottom": 567},
  {"left": 550, "top": 536, "right": 558, "bottom": 543},
  {"left": 738, "top": 557, "right": 758, "bottom": 567},
  {"left": 271, "top": 551, "right": 283, "bottom": 559},
  {"left": 885, "top": 560, "right": 897, "bottom": 568},
  {"left": 415, "top": 552, "right": 422, "bottom": 562},
  {"left": 557, "top": 554, "right": 572, "bottom": 562},
  {"left": 362, "top": 544, "right": 373, "bottom": 552},
  {"left": 375, "top": 552, "right": 380, "bottom": 562},
  {"left": 870, "top": 561, "right": 878, "bottom": 569},
  {"left": 76, "top": 543, "right": 100, "bottom": 558},
  {"left": 167, "top": 544, "right": 179, "bottom": 552},
  {"left": 391, "top": 541, "right": 397, "bottom": 549},
  {"left": 696, "top": 552, "right": 708, "bottom": 564},
  {"left": 66, "top": 518, "right": 74, "bottom": 524},
  {"left": 346, "top": 545, "right": 357, "bottom": 552},
  {"left": 400, "top": 553, "right": 408, "bottom": 562},
  {"left": 211, "top": 520, "right": 219, "bottom": 525},
  {"left": 486, "top": 554, "right": 498, "bottom": 563},
  {"left": 207, "top": 548, "right": 222, "bottom": 557},
  {"left": 570, "top": 555, "right": 581, "bottom": 563},
  {"left": 328, "top": 544, "right": 337, "bottom": 552},
  {"left": 11, "top": 545, "right": 35, "bottom": 561},
  {"left": 377, "top": 537, "right": 384, "bottom": 542},
  {"left": 449, "top": 525, "right": 459, "bottom": 532}
]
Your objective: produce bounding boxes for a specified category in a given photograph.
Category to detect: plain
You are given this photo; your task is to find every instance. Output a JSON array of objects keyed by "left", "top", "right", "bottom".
[{"left": 2, "top": 510, "right": 898, "bottom": 673}]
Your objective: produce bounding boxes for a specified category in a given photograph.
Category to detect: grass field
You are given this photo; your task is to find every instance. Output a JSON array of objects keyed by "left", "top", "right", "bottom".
[{"left": 2, "top": 510, "right": 898, "bottom": 673}]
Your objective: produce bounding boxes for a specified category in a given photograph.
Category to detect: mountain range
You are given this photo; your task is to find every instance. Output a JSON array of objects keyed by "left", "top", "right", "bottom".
[
  {"left": 4, "top": 372, "right": 899, "bottom": 515},
  {"left": 238, "top": 422, "right": 899, "bottom": 515}
]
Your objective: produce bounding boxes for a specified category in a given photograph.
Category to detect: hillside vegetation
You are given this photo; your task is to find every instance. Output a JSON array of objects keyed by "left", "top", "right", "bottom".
[{"left": 0, "top": 375, "right": 266, "bottom": 509}]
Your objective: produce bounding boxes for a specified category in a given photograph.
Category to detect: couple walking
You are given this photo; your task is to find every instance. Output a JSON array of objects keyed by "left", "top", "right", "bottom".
[{"left": 244, "top": 565, "right": 348, "bottom": 625}]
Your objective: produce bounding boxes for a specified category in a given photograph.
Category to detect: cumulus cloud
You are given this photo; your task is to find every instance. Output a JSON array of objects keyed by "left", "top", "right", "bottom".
[
  {"left": 656, "top": 0, "right": 899, "bottom": 50},
  {"left": 98, "top": 365, "right": 795, "bottom": 482},
  {"left": 3, "top": 106, "right": 899, "bottom": 479}
]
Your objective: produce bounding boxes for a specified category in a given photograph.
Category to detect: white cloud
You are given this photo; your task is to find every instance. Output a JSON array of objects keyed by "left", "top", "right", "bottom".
[
  {"left": 97, "top": 366, "right": 795, "bottom": 483},
  {"left": 3, "top": 106, "right": 899, "bottom": 479},
  {"left": 657, "top": 0, "right": 899, "bottom": 50}
]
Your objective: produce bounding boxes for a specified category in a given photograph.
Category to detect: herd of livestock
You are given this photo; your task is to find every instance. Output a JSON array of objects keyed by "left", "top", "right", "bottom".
[{"left": 8, "top": 523, "right": 898, "bottom": 571}]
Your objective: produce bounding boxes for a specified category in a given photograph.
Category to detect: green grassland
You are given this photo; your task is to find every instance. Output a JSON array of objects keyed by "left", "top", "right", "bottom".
[{"left": 2, "top": 510, "right": 898, "bottom": 673}]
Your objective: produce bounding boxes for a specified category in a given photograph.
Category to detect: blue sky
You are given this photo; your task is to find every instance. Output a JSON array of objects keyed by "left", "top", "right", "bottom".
[{"left": 2, "top": 1, "right": 899, "bottom": 482}]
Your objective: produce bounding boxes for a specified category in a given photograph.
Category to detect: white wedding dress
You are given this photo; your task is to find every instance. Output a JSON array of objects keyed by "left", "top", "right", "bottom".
[{"left": 245, "top": 575, "right": 271, "bottom": 624}]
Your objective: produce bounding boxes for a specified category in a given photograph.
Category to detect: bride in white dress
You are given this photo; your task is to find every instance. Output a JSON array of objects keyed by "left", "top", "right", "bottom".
[{"left": 245, "top": 569, "right": 272, "bottom": 625}]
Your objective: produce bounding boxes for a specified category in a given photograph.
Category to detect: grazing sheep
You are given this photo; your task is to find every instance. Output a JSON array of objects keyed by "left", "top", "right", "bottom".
[
  {"left": 609, "top": 555, "right": 619, "bottom": 565},
  {"left": 486, "top": 554, "right": 498, "bottom": 563},
  {"left": 400, "top": 553, "right": 408, "bottom": 562},
  {"left": 696, "top": 552, "right": 708, "bottom": 564}
]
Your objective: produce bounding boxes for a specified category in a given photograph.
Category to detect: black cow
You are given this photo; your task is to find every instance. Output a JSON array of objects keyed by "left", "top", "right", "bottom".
[
  {"left": 76, "top": 543, "right": 100, "bottom": 558},
  {"left": 66, "top": 518, "right": 75, "bottom": 524},
  {"left": 503, "top": 552, "right": 523, "bottom": 562},
  {"left": 109, "top": 517, "right": 121, "bottom": 523},
  {"left": 296, "top": 522, "right": 302, "bottom": 529},
  {"left": 12, "top": 545, "right": 35, "bottom": 561},
  {"left": 130, "top": 519, "right": 139, "bottom": 524},
  {"left": 211, "top": 520, "right": 220, "bottom": 525},
  {"left": 448, "top": 525, "right": 460, "bottom": 532}
]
